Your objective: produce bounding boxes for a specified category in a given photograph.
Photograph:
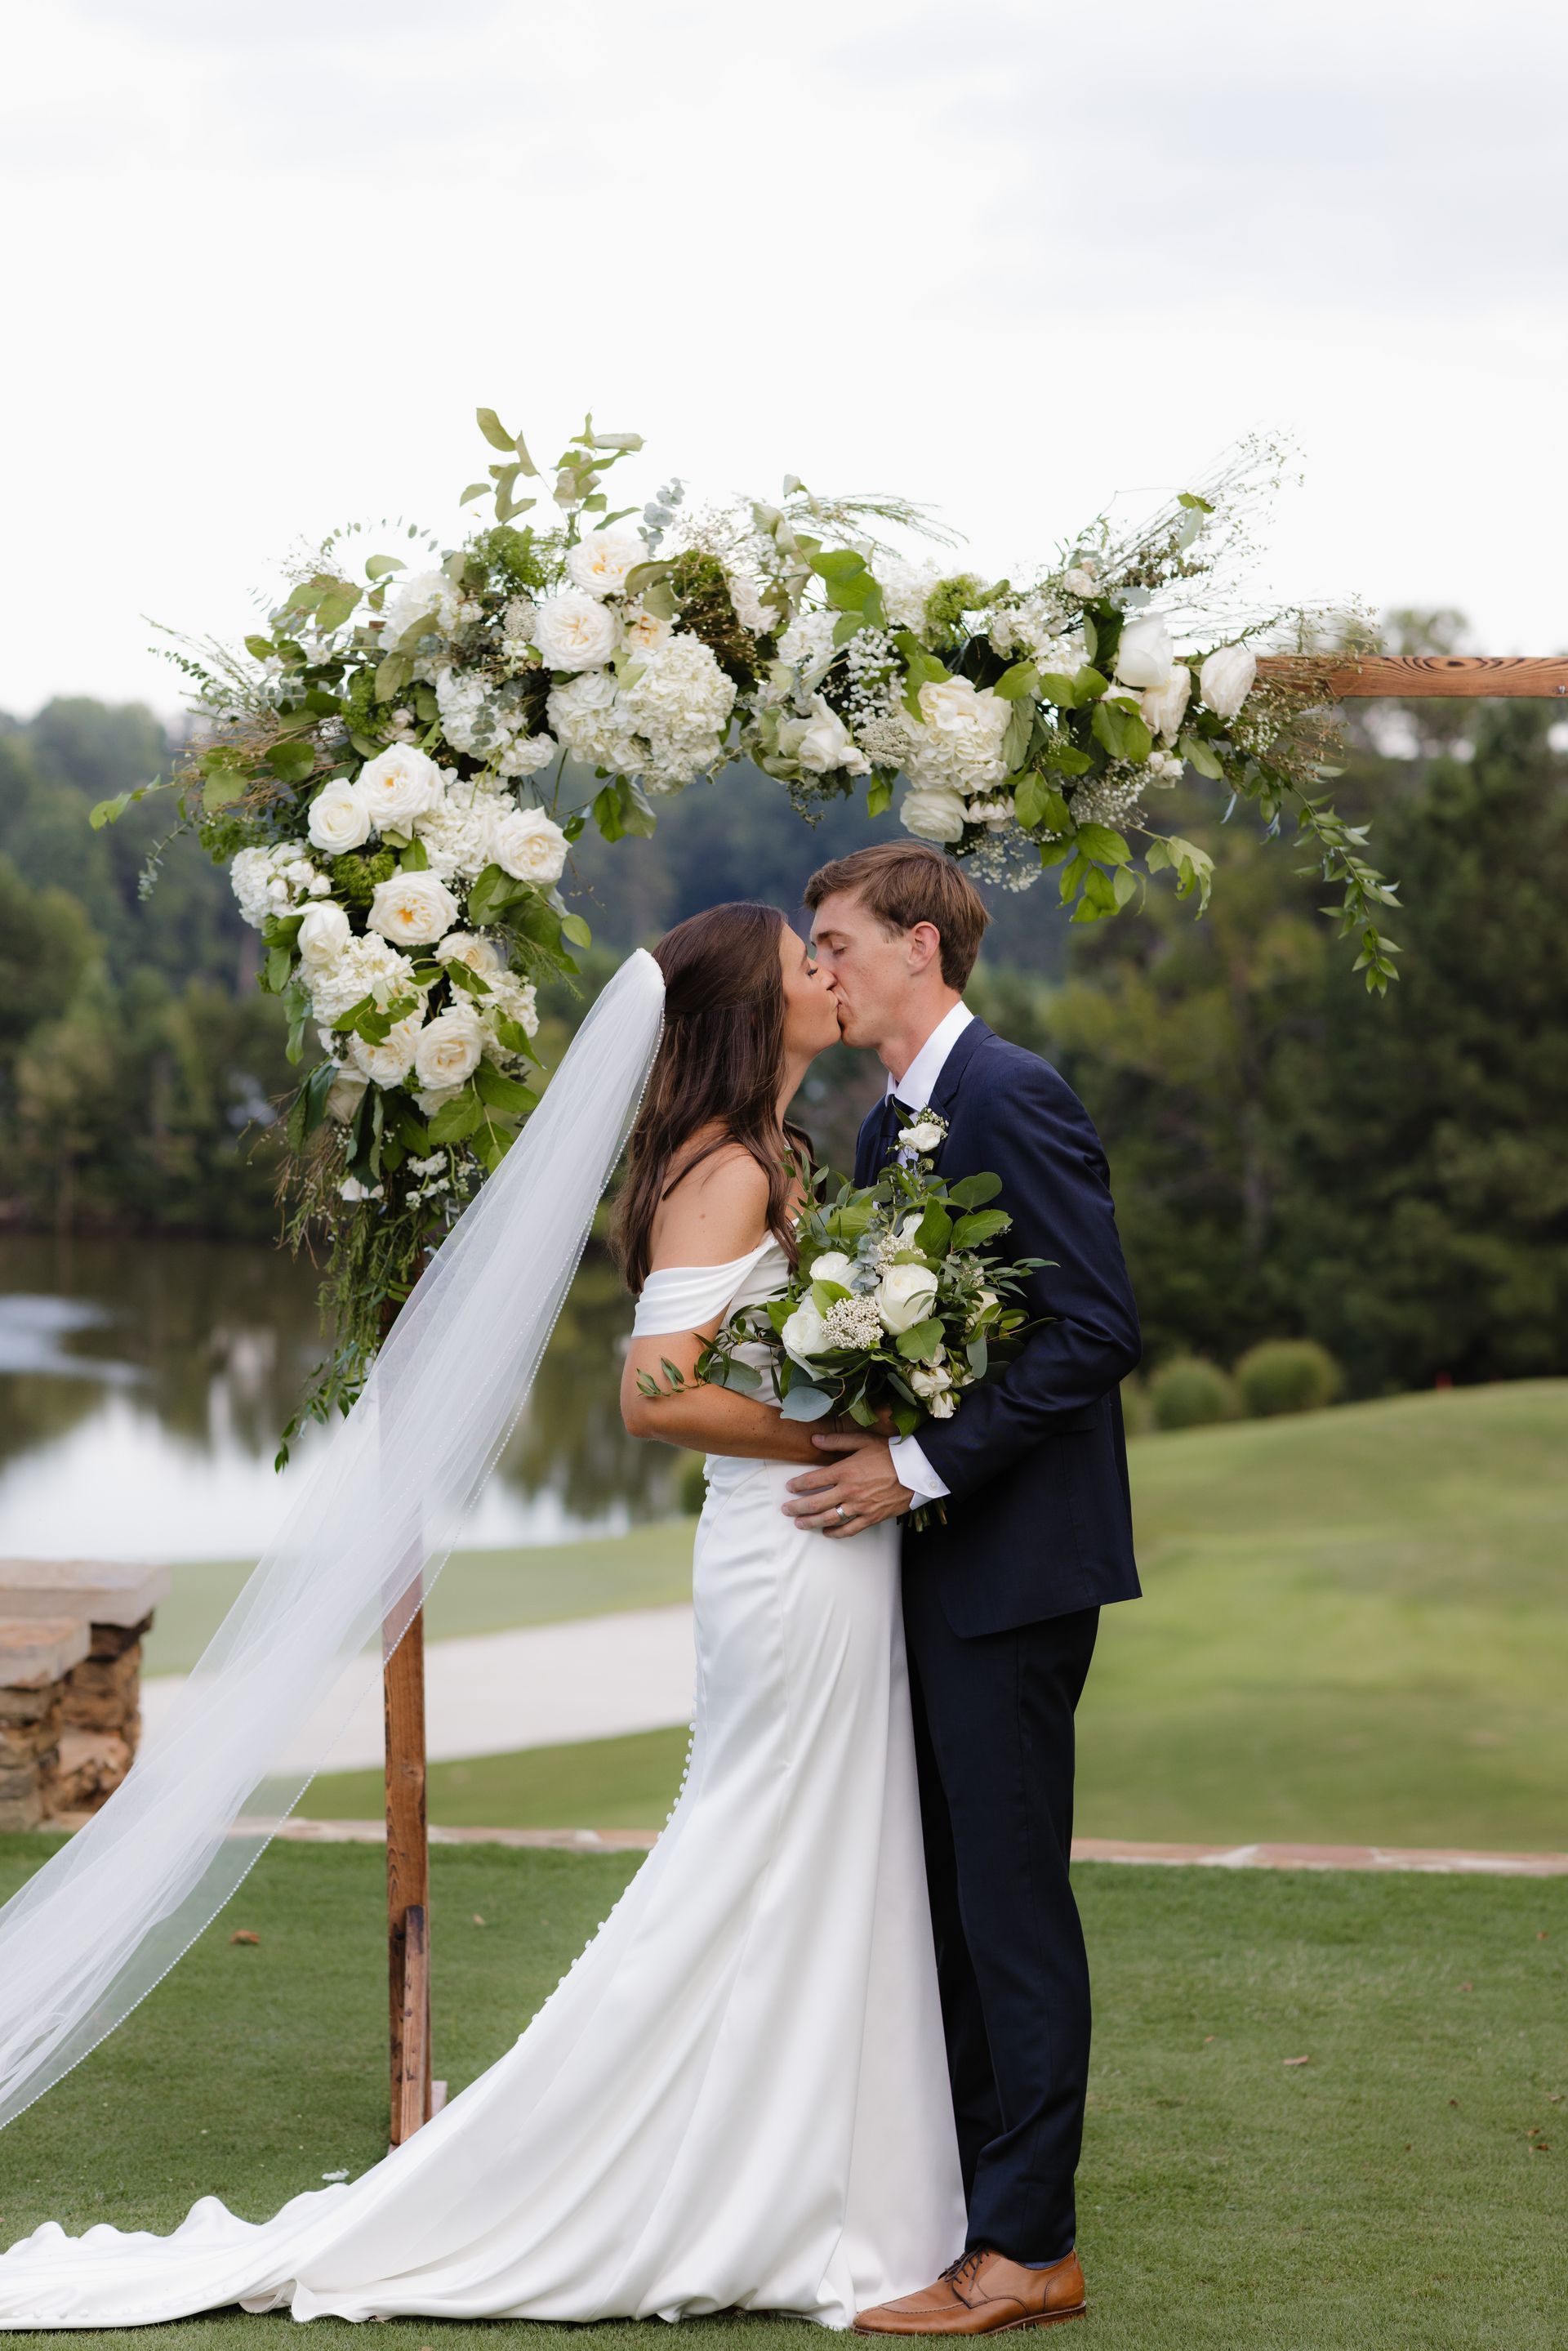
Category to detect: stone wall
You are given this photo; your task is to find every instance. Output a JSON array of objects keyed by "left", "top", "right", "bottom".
[{"left": 0, "top": 1562, "right": 170, "bottom": 1830}]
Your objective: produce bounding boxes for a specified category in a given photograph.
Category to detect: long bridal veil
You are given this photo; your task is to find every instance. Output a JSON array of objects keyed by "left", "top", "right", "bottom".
[{"left": 0, "top": 948, "right": 665, "bottom": 2133}]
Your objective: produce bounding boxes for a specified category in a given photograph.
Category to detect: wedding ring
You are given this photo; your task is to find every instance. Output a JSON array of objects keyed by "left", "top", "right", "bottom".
[{"left": 835, "top": 1503, "right": 853, "bottom": 1523}]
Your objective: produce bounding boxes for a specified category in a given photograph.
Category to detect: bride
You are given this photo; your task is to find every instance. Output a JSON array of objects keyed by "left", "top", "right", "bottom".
[{"left": 0, "top": 903, "right": 964, "bottom": 2331}]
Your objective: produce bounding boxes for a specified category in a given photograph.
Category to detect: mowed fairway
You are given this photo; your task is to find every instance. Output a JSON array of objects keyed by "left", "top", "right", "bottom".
[
  {"left": 0, "top": 1837, "right": 1561, "bottom": 2350},
  {"left": 307, "top": 1384, "right": 1568, "bottom": 1849}
]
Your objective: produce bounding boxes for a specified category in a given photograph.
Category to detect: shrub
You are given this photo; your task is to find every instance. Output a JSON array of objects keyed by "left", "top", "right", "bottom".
[
  {"left": 1148, "top": 1355, "right": 1242, "bottom": 1430},
  {"left": 1120, "top": 1372, "right": 1155, "bottom": 1438},
  {"left": 1235, "top": 1338, "right": 1343, "bottom": 1418},
  {"left": 676, "top": 1452, "right": 709, "bottom": 1517}
]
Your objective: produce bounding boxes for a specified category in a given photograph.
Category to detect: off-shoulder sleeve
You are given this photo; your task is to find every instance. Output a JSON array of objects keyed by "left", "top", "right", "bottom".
[{"left": 631, "top": 1242, "right": 771, "bottom": 1336}]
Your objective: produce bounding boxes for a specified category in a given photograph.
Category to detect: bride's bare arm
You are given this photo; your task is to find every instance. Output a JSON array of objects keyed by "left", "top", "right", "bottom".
[{"left": 620, "top": 1147, "right": 820, "bottom": 1464}]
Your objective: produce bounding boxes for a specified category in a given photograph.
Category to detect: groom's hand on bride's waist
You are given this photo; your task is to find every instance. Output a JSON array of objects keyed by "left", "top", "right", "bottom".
[{"left": 783, "top": 1433, "right": 913, "bottom": 1538}]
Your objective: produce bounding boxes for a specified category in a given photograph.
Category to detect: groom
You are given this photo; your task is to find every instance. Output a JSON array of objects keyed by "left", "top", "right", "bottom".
[{"left": 785, "top": 841, "right": 1142, "bottom": 2335}]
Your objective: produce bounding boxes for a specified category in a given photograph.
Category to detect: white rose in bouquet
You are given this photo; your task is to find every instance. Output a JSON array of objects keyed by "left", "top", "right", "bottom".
[
  {"left": 1140, "top": 664, "right": 1192, "bottom": 741},
  {"left": 807, "top": 1250, "right": 857, "bottom": 1290},
  {"left": 565, "top": 531, "right": 644, "bottom": 599},
  {"left": 533, "top": 591, "right": 621, "bottom": 671},
  {"left": 306, "top": 780, "right": 372, "bottom": 854},
  {"left": 875, "top": 1261, "right": 939, "bottom": 1333},
  {"left": 356, "top": 744, "right": 444, "bottom": 833},
  {"left": 350, "top": 1010, "right": 424, "bottom": 1086},
  {"left": 435, "top": 930, "right": 502, "bottom": 977},
  {"left": 412, "top": 1005, "right": 484, "bottom": 1091},
  {"left": 325, "top": 1065, "right": 368, "bottom": 1122},
  {"left": 485, "top": 969, "right": 540, "bottom": 1042},
  {"left": 296, "top": 899, "right": 352, "bottom": 972},
  {"left": 901, "top": 786, "right": 969, "bottom": 844},
  {"left": 491, "top": 805, "right": 569, "bottom": 887},
  {"left": 367, "top": 870, "right": 461, "bottom": 947},
  {"left": 1198, "top": 642, "right": 1257, "bottom": 721},
  {"left": 1114, "top": 617, "right": 1175, "bottom": 689},
  {"left": 782, "top": 1297, "right": 831, "bottom": 1362},
  {"left": 792, "top": 694, "right": 869, "bottom": 777},
  {"left": 910, "top": 1363, "right": 957, "bottom": 1417}
]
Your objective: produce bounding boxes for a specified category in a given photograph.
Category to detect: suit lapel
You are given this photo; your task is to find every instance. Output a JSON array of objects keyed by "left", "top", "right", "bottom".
[{"left": 925, "top": 1018, "right": 992, "bottom": 1151}]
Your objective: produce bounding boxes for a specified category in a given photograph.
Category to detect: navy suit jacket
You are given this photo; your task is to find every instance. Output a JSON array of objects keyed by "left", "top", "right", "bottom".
[{"left": 854, "top": 1019, "right": 1142, "bottom": 1637}]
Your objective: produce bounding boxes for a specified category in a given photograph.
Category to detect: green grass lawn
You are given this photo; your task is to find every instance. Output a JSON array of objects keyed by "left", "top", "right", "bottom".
[
  {"left": 310, "top": 1384, "right": 1568, "bottom": 1850},
  {"left": 0, "top": 1836, "right": 1561, "bottom": 2349}
]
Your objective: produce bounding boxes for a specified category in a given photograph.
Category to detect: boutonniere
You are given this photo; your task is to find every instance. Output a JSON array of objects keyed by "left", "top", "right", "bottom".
[{"left": 897, "top": 1109, "right": 948, "bottom": 1160}]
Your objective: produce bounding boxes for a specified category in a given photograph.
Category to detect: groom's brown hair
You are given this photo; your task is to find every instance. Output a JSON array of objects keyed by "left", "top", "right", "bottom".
[{"left": 803, "top": 841, "right": 990, "bottom": 989}]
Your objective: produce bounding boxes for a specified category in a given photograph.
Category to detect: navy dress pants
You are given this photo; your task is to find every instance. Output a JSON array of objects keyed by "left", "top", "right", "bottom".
[{"left": 902, "top": 1571, "right": 1100, "bottom": 2265}]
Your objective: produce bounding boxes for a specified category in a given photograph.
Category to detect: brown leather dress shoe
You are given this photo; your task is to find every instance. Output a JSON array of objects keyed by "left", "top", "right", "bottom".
[{"left": 853, "top": 2246, "right": 1087, "bottom": 2334}]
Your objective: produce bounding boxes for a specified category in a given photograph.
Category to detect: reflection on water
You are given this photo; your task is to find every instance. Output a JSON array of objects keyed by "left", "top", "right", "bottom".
[{"left": 0, "top": 1233, "right": 678, "bottom": 1562}]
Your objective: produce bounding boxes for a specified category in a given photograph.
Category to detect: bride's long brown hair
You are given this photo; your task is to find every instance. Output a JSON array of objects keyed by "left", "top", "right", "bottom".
[{"left": 613, "top": 902, "right": 810, "bottom": 1293}]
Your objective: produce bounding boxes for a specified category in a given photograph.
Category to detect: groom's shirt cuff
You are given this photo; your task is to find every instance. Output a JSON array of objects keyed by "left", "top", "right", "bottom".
[{"left": 889, "top": 1434, "right": 950, "bottom": 1502}]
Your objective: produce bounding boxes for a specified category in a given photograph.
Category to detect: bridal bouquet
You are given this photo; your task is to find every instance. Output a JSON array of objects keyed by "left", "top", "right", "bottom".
[{"left": 645, "top": 1115, "right": 1044, "bottom": 1515}]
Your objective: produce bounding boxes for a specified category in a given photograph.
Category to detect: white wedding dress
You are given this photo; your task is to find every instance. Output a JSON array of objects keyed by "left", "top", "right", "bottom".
[{"left": 0, "top": 1238, "right": 964, "bottom": 2331}]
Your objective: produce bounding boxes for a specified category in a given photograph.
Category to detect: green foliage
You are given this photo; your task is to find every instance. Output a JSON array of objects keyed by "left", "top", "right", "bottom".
[
  {"left": 1234, "top": 1337, "right": 1343, "bottom": 1417},
  {"left": 1148, "top": 1354, "right": 1241, "bottom": 1430},
  {"left": 668, "top": 549, "right": 765, "bottom": 687}
]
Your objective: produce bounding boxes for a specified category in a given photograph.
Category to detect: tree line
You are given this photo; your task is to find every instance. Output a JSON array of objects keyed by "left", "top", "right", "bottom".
[{"left": 1, "top": 683, "right": 1563, "bottom": 1399}]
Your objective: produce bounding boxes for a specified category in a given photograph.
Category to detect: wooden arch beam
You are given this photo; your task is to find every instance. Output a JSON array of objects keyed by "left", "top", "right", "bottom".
[{"left": 1256, "top": 654, "right": 1568, "bottom": 699}]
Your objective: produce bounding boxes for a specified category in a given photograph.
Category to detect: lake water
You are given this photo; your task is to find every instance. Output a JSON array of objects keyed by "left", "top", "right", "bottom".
[{"left": 0, "top": 1233, "right": 680, "bottom": 1564}]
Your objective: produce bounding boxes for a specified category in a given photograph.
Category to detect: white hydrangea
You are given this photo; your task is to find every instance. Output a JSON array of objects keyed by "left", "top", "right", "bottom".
[
  {"left": 776, "top": 609, "right": 837, "bottom": 676},
  {"left": 435, "top": 667, "right": 505, "bottom": 757},
  {"left": 229, "top": 843, "right": 327, "bottom": 928},
  {"left": 497, "top": 732, "right": 559, "bottom": 778},
  {"left": 547, "top": 671, "right": 645, "bottom": 774},
  {"left": 308, "top": 933, "right": 420, "bottom": 1027},
  {"left": 875, "top": 560, "right": 942, "bottom": 636},
  {"left": 412, "top": 773, "right": 507, "bottom": 883},
  {"left": 990, "top": 598, "right": 1085, "bottom": 676},
  {"left": 480, "top": 970, "right": 540, "bottom": 1055},
  {"left": 619, "top": 633, "right": 737, "bottom": 790}
]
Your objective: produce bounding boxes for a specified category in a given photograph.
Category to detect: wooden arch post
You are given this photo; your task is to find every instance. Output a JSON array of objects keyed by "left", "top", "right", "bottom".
[{"left": 376, "top": 653, "right": 1568, "bottom": 2142}]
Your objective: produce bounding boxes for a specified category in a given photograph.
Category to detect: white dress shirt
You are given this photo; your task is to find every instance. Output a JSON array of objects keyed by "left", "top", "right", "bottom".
[{"left": 881, "top": 1002, "right": 975, "bottom": 1506}]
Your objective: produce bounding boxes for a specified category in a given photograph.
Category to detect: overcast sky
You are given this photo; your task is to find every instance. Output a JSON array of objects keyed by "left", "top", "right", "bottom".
[{"left": 4, "top": 0, "right": 1565, "bottom": 718}]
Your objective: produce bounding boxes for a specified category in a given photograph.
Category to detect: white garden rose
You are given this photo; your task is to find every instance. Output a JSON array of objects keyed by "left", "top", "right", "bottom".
[
  {"left": 296, "top": 899, "right": 352, "bottom": 973},
  {"left": 306, "top": 780, "right": 372, "bottom": 854},
  {"left": 350, "top": 1010, "right": 424, "bottom": 1087},
  {"left": 564, "top": 530, "right": 644, "bottom": 599},
  {"left": 781, "top": 1298, "right": 831, "bottom": 1362},
  {"left": 1062, "top": 566, "right": 1098, "bottom": 599},
  {"left": 900, "top": 786, "right": 969, "bottom": 844},
  {"left": 379, "top": 569, "right": 462, "bottom": 645},
  {"left": 1198, "top": 642, "right": 1258, "bottom": 721},
  {"left": 1140, "top": 664, "right": 1192, "bottom": 741},
  {"left": 412, "top": 1005, "right": 484, "bottom": 1091},
  {"left": 793, "top": 694, "right": 869, "bottom": 777},
  {"left": 623, "top": 604, "right": 673, "bottom": 657},
  {"left": 366, "top": 869, "right": 461, "bottom": 947},
  {"left": 900, "top": 1118, "right": 945, "bottom": 1154},
  {"left": 532, "top": 591, "right": 621, "bottom": 671},
  {"left": 875, "top": 1261, "right": 940, "bottom": 1334},
  {"left": 491, "top": 805, "right": 569, "bottom": 887},
  {"left": 355, "top": 744, "right": 445, "bottom": 833},
  {"left": 1114, "top": 617, "right": 1175, "bottom": 689},
  {"left": 434, "top": 930, "right": 501, "bottom": 977},
  {"left": 910, "top": 1363, "right": 957, "bottom": 1417},
  {"left": 324, "top": 1065, "right": 368, "bottom": 1122},
  {"left": 807, "top": 1250, "right": 857, "bottom": 1290}
]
